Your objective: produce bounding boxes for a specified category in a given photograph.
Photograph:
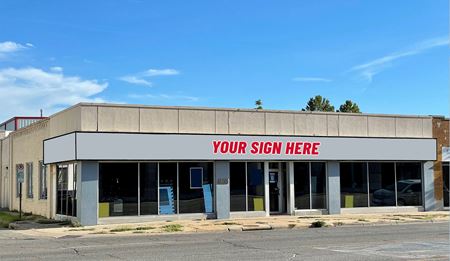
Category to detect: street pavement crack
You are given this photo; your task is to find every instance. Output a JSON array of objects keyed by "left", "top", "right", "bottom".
[
  {"left": 221, "top": 239, "right": 264, "bottom": 251},
  {"left": 72, "top": 248, "right": 80, "bottom": 256}
]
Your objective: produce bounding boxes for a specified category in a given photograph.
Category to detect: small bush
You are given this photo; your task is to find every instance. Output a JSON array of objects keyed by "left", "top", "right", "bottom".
[
  {"left": 110, "top": 226, "right": 134, "bottom": 232},
  {"left": 136, "top": 226, "right": 155, "bottom": 231},
  {"left": 357, "top": 218, "right": 368, "bottom": 222},
  {"left": 310, "top": 220, "right": 326, "bottom": 228},
  {"left": 163, "top": 224, "right": 183, "bottom": 232}
]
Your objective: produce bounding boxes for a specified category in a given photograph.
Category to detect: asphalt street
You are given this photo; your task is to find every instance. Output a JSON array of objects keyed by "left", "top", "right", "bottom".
[{"left": 0, "top": 222, "right": 448, "bottom": 260}]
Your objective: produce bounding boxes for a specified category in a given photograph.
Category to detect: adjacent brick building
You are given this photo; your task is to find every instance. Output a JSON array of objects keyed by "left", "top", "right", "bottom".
[{"left": 433, "top": 116, "right": 449, "bottom": 207}]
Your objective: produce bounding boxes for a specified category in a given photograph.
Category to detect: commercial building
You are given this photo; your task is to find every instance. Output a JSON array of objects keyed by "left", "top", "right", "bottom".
[
  {"left": 433, "top": 116, "right": 449, "bottom": 207},
  {"left": 0, "top": 116, "right": 46, "bottom": 132},
  {"left": 0, "top": 103, "right": 443, "bottom": 225}
]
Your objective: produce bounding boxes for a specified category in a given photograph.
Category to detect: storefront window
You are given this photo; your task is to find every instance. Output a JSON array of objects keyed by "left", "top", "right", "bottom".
[
  {"left": 140, "top": 163, "right": 158, "bottom": 215},
  {"left": 340, "top": 162, "right": 368, "bottom": 208},
  {"left": 56, "top": 164, "right": 77, "bottom": 217},
  {"left": 230, "top": 162, "right": 246, "bottom": 211},
  {"left": 311, "top": 162, "right": 326, "bottom": 209},
  {"left": 247, "top": 162, "right": 265, "bottom": 211},
  {"left": 179, "top": 162, "right": 214, "bottom": 214},
  {"left": 294, "top": 162, "right": 310, "bottom": 209},
  {"left": 99, "top": 163, "right": 138, "bottom": 217},
  {"left": 395, "top": 162, "right": 422, "bottom": 206},
  {"left": 159, "top": 163, "right": 178, "bottom": 215},
  {"left": 369, "top": 163, "right": 395, "bottom": 207}
]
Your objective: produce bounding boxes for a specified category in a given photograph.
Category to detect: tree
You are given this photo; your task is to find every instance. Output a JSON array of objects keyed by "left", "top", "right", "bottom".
[
  {"left": 337, "top": 100, "right": 361, "bottom": 113},
  {"left": 303, "top": 95, "right": 334, "bottom": 112},
  {"left": 255, "top": 99, "right": 263, "bottom": 109}
]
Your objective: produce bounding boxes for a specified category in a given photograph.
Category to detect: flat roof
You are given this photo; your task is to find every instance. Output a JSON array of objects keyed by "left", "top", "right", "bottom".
[{"left": 49, "top": 102, "right": 436, "bottom": 119}]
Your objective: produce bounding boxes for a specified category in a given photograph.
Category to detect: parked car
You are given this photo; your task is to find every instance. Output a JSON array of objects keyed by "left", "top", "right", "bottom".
[{"left": 372, "top": 179, "right": 422, "bottom": 206}]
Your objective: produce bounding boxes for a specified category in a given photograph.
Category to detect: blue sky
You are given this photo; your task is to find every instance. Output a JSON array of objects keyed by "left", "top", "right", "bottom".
[{"left": 0, "top": 0, "right": 448, "bottom": 119}]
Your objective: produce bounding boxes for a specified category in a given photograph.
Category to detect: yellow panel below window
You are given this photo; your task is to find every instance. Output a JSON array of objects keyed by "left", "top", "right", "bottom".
[
  {"left": 99, "top": 202, "right": 110, "bottom": 217},
  {"left": 344, "top": 195, "right": 354, "bottom": 208},
  {"left": 253, "top": 198, "right": 264, "bottom": 211}
]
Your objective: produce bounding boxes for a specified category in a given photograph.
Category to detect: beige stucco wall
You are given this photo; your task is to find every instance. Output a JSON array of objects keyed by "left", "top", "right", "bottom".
[
  {"left": 49, "top": 106, "right": 82, "bottom": 137},
  {"left": 9, "top": 120, "right": 51, "bottom": 217},
  {"left": 77, "top": 104, "right": 433, "bottom": 138},
  {"left": 1, "top": 137, "right": 10, "bottom": 208}
]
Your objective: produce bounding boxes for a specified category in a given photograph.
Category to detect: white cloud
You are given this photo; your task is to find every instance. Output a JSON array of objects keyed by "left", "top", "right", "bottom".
[
  {"left": 50, "top": 66, "right": 63, "bottom": 72},
  {"left": 119, "top": 75, "right": 152, "bottom": 86},
  {"left": 128, "top": 93, "right": 199, "bottom": 102},
  {"left": 0, "top": 41, "right": 27, "bottom": 53},
  {"left": 0, "top": 67, "right": 108, "bottom": 119},
  {"left": 0, "top": 41, "right": 32, "bottom": 59},
  {"left": 350, "top": 36, "right": 449, "bottom": 82},
  {"left": 119, "top": 68, "right": 179, "bottom": 86},
  {"left": 292, "top": 77, "right": 332, "bottom": 82},
  {"left": 144, "top": 69, "right": 179, "bottom": 76}
]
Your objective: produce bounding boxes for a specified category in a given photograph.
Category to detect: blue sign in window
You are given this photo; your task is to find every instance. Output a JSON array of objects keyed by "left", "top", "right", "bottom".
[{"left": 190, "top": 167, "right": 203, "bottom": 189}]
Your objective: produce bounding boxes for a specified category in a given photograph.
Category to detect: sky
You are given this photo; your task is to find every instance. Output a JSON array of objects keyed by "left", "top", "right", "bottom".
[{"left": 0, "top": 0, "right": 448, "bottom": 120}]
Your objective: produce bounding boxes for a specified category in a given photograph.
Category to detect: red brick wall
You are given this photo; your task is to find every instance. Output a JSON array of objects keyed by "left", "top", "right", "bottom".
[{"left": 432, "top": 117, "right": 449, "bottom": 202}]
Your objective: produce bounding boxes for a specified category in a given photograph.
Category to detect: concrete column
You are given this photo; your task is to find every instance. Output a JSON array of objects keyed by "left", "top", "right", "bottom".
[
  {"left": 327, "top": 161, "right": 341, "bottom": 215},
  {"left": 214, "top": 161, "right": 230, "bottom": 219},
  {"left": 287, "top": 162, "right": 295, "bottom": 215},
  {"left": 423, "top": 161, "right": 441, "bottom": 211},
  {"left": 264, "top": 162, "right": 270, "bottom": 216},
  {"left": 77, "top": 161, "right": 99, "bottom": 226}
]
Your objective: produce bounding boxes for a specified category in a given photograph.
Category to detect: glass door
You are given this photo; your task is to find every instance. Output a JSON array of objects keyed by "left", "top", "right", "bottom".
[{"left": 269, "top": 170, "right": 280, "bottom": 212}]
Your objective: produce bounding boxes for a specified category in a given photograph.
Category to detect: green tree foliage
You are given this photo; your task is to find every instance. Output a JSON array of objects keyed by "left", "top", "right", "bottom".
[
  {"left": 337, "top": 100, "right": 361, "bottom": 113},
  {"left": 255, "top": 99, "right": 263, "bottom": 109},
  {"left": 303, "top": 95, "right": 335, "bottom": 112}
]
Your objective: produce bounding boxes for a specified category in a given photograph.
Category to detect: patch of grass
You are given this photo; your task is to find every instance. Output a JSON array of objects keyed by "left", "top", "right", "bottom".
[
  {"left": 36, "top": 219, "right": 65, "bottom": 224},
  {"left": 133, "top": 231, "right": 146, "bottom": 234},
  {"left": 69, "top": 228, "right": 95, "bottom": 232},
  {"left": 90, "top": 231, "right": 109, "bottom": 235},
  {"left": 288, "top": 224, "right": 296, "bottom": 229},
  {"left": 297, "top": 216, "right": 320, "bottom": 219},
  {"left": 136, "top": 226, "right": 155, "bottom": 231},
  {"left": 310, "top": 220, "right": 326, "bottom": 228},
  {"left": 0, "top": 212, "right": 20, "bottom": 228},
  {"left": 110, "top": 226, "right": 134, "bottom": 232},
  {"left": 220, "top": 221, "right": 239, "bottom": 226},
  {"left": 358, "top": 218, "right": 368, "bottom": 222},
  {"left": 163, "top": 224, "right": 183, "bottom": 232}
]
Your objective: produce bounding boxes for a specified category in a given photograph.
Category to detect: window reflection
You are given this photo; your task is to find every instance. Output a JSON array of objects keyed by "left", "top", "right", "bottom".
[
  {"left": 98, "top": 163, "right": 138, "bottom": 217},
  {"left": 340, "top": 163, "right": 368, "bottom": 208},
  {"left": 369, "top": 163, "right": 395, "bottom": 207}
]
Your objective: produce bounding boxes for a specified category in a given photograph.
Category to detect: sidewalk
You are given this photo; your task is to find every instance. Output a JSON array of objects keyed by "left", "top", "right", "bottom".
[{"left": 9, "top": 211, "right": 449, "bottom": 238}]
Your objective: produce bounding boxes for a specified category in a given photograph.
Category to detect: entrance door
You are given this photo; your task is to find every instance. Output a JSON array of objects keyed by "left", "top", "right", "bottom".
[
  {"left": 269, "top": 162, "right": 287, "bottom": 213},
  {"left": 269, "top": 171, "right": 280, "bottom": 212}
]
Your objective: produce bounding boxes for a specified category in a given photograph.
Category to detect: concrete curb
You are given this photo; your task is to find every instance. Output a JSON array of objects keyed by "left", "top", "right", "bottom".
[{"left": 241, "top": 225, "right": 272, "bottom": 231}]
